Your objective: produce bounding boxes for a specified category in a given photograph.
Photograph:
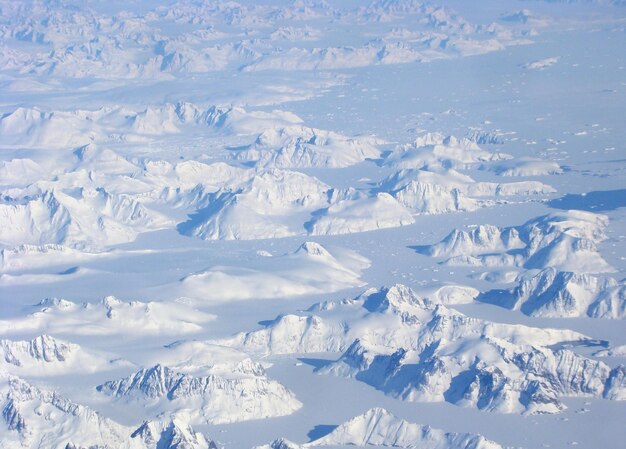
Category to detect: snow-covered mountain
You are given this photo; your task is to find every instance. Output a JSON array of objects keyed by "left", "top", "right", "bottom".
[
  {"left": 0, "top": 187, "right": 172, "bottom": 249},
  {"left": 418, "top": 210, "right": 613, "bottom": 273},
  {"left": 232, "top": 125, "right": 382, "bottom": 168},
  {"left": 97, "top": 362, "right": 301, "bottom": 424},
  {"left": 0, "top": 105, "right": 565, "bottom": 250},
  {"left": 219, "top": 284, "right": 624, "bottom": 414},
  {"left": 131, "top": 419, "right": 218, "bottom": 449},
  {"left": 219, "top": 284, "right": 587, "bottom": 355},
  {"left": 385, "top": 133, "right": 512, "bottom": 170},
  {"left": 479, "top": 267, "right": 625, "bottom": 318},
  {"left": 258, "top": 407, "right": 502, "bottom": 449},
  {"left": 323, "top": 333, "right": 624, "bottom": 414},
  {"left": 0, "top": 373, "right": 216, "bottom": 449},
  {"left": 486, "top": 157, "right": 563, "bottom": 177},
  {"left": 0, "top": 106, "right": 175, "bottom": 149},
  {"left": 0, "top": 0, "right": 536, "bottom": 80},
  {"left": 0, "top": 103, "right": 305, "bottom": 149},
  {"left": 0, "top": 244, "right": 107, "bottom": 273},
  {"left": 378, "top": 167, "right": 554, "bottom": 215},
  {"left": 1, "top": 374, "right": 140, "bottom": 449},
  {"left": 0, "top": 296, "right": 215, "bottom": 337},
  {"left": 149, "top": 340, "right": 269, "bottom": 378},
  {"left": 1, "top": 335, "right": 75, "bottom": 365},
  {"left": 596, "top": 344, "right": 626, "bottom": 357},
  {"left": 307, "top": 192, "right": 415, "bottom": 235},
  {"left": 178, "top": 169, "right": 331, "bottom": 240},
  {"left": 1, "top": 0, "right": 625, "bottom": 447},
  {"left": 0, "top": 158, "right": 45, "bottom": 188},
  {"left": 200, "top": 105, "right": 304, "bottom": 134},
  {"left": 179, "top": 241, "right": 369, "bottom": 300},
  {"left": 0, "top": 335, "right": 121, "bottom": 375}
]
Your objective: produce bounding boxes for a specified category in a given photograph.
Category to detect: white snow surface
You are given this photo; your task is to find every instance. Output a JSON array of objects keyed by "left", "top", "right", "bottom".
[{"left": 1, "top": 0, "right": 625, "bottom": 448}]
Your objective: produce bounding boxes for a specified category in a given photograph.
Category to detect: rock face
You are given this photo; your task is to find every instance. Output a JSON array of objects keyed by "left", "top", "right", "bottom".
[
  {"left": 479, "top": 267, "right": 626, "bottom": 318},
  {"left": 258, "top": 407, "right": 503, "bottom": 449},
  {"left": 97, "top": 363, "right": 302, "bottom": 424},
  {"left": 219, "top": 284, "right": 624, "bottom": 415},
  {"left": 418, "top": 210, "right": 613, "bottom": 273}
]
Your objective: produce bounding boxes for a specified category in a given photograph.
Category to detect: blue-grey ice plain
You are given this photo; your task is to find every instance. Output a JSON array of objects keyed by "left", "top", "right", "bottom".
[{"left": 0, "top": 1, "right": 625, "bottom": 448}]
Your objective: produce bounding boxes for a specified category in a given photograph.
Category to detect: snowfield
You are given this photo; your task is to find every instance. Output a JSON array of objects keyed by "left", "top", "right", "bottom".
[{"left": 0, "top": 0, "right": 625, "bottom": 448}]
